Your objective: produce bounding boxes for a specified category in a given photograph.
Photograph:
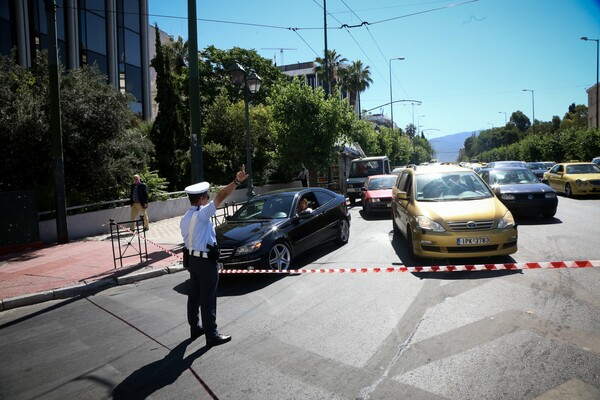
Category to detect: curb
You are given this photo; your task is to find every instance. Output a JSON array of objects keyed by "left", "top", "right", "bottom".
[{"left": 0, "top": 262, "right": 184, "bottom": 312}]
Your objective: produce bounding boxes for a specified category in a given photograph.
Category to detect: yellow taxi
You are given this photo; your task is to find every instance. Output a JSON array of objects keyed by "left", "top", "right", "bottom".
[
  {"left": 542, "top": 162, "right": 600, "bottom": 197},
  {"left": 392, "top": 164, "right": 518, "bottom": 259}
]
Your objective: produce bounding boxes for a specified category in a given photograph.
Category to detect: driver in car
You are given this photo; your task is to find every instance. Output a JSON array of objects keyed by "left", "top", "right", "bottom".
[{"left": 297, "top": 197, "right": 313, "bottom": 215}]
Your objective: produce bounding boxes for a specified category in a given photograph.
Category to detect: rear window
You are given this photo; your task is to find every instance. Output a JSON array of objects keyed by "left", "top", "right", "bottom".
[{"left": 350, "top": 160, "right": 384, "bottom": 178}]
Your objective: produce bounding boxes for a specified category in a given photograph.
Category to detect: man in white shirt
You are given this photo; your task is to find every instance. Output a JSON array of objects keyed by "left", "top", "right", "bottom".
[{"left": 180, "top": 165, "right": 248, "bottom": 346}]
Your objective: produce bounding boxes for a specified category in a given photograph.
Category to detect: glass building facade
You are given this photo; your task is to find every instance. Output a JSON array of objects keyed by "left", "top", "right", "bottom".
[{"left": 0, "top": 0, "right": 151, "bottom": 119}]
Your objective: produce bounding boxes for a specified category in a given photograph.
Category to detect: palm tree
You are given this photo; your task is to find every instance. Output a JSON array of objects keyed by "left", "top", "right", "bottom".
[
  {"left": 339, "top": 60, "right": 373, "bottom": 115},
  {"left": 313, "top": 49, "right": 347, "bottom": 95}
]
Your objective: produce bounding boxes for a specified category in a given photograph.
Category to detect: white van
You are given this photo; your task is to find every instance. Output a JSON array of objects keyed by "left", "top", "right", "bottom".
[{"left": 346, "top": 156, "right": 392, "bottom": 205}]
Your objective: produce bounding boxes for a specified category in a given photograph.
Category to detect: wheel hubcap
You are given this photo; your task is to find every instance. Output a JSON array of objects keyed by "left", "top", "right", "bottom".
[
  {"left": 269, "top": 244, "right": 291, "bottom": 271},
  {"left": 339, "top": 220, "right": 349, "bottom": 242}
]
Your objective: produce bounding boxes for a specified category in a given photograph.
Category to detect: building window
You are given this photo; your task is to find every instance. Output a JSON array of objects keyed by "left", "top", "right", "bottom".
[
  {"left": 117, "top": 0, "right": 142, "bottom": 110},
  {"left": 27, "top": 0, "right": 69, "bottom": 66},
  {"left": 0, "top": 0, "right": 15, "bottom": 57},
  {"left": 78, "top": 0, "right": 107, "bottom": 74}
]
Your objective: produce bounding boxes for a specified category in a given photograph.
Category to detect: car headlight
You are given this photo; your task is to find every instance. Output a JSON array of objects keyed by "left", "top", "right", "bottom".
[
  {"left": 545, "top": 192, "right": 557, "bottom": 199},
  {"left": 415, "top": 216, "right": 446, "bottom": 232},
  {"left": 497, "top": 210, "right": 516, "bottom": 229},
  {"left": 371, "top": 198, "right": 380, "bottom": 202},
  {"left": 235, "top": 241, "right": 262, "bottom": 256},
  {"left": 500, "top": 193, "right": 515, "bottom": 200},
  {"left": 575, "top": 179, "right": 588, "bottom": 187}
]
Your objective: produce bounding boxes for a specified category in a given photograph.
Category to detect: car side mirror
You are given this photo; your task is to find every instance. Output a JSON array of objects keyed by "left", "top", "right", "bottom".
[{"left": 396, "top": 191, "right": 408, "bottom": 200}]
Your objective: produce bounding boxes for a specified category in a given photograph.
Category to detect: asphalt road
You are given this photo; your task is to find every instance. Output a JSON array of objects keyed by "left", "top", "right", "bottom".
[{"left": 1, "top": 195, "right": 599, "bottom": 399}]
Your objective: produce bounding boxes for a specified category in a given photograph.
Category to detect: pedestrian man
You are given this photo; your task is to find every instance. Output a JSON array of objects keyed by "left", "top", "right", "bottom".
[
  {"left": 129, "top": 174, "right": 149, "bottom": 230},
  {"left": 297, "top": 164, "right": 309, "bottom": 187},
  {"left": 180, "top": 165, "right": 248, "bottom": 346}
]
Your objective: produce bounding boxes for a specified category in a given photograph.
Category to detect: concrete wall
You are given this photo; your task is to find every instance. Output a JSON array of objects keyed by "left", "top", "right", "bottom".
[{"left": 39, "top": 181, "right": 302, "bottom": 243}]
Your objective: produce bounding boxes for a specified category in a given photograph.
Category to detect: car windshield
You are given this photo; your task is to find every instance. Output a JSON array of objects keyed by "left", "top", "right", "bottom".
[
  {"left": 527, "top": 163, "right": 545, "bottom": 170},
  {"left": 490, "top": 169, "right": 539, "bottom": 185},
  {"left": 231, "top": 196, "right": 294, "bottom": 221},
  {"left": 416, "top": 171, "right": 492, "bottom": 201},
  {"left": 566, "top": 164, "right": 600, "bottom": 174},
  {"left": 367, "top": 176, "right": 396, "bottom": 190},
  {"left": 350, "top": 160, "right": 381, "bottom": 178}
]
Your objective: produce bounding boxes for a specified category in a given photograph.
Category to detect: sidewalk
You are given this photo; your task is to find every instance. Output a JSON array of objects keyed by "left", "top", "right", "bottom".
[{"left": 0, "top": 216, "right": 185, "bottom": 311}]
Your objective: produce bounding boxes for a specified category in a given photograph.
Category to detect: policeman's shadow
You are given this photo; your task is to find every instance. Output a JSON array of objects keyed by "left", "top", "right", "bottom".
[{"left": 112, "top": 339, "right": 212, "bottom": 399}]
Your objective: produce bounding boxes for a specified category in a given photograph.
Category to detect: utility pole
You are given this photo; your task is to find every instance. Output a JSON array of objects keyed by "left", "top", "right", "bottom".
[
  {"left": 323, "top": 0, "right": 329, "bottom": 97},
  {"left": 188, "top": 0, "right": 203, "bottom": 183},
  {"left": 45, "top": 0, "right": 68, "bottom": 243}
]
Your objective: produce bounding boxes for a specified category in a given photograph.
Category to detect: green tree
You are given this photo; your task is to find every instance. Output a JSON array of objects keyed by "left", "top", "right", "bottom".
[
  {"left": 150, "top": 25, "right": 188, "bottom": 191},
  {"left": 200, "top": 45, "right": 286, "bottom": 108},
  {"left": 405, "top": 123, "right": 417, "bottom": 139},
  {"left": 0, "top": 52, "right": 154, "bottom": 210},
  {"left": 269, "top": 78, "right": 355, "bottom": 185},
  {"left": 560, "top": 103, "right": 588, "bottom": 130},
  {"left": 314, "top": 49, "right": 348, "bottom": 96},
  {"left": 508, "top": 111, "right": 531, "bottom": 133},
  {"left": 376, "top": 127, "right": 412, "bottom": 166},
  {"left": 347, "top": 118, "right": 380, "bottom": 156},
  {"left": 201, "top": 91, "right": 278, "bottom": 185},
  {"left": 339, "top": 60, "right": 372, "bottom": 114}
]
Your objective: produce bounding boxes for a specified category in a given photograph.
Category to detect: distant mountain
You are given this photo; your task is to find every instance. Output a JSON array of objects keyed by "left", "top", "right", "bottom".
[{"left": 429, "top": 131, "right": 480, "bottom": 162}]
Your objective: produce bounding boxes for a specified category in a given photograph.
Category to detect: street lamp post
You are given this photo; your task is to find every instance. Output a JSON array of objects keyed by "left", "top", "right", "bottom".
[
  {"left": 581, "top": 37, "right": 599, "bottom": 129},
  {"left": 227, "top": 62, "right": 262, "bottom": 201},
  {"left": 389, "top": 57, "right": 405, "bottom": 129},
  {"left": 522, "top": 89, "right": 535, "bottom": 133},
  {"left": 417, "top": 115, "right": 425, "bottom": 136}
]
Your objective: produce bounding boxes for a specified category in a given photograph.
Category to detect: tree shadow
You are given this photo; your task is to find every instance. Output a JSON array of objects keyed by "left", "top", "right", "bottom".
[
  {"left": 112, "top": 339, "right": 215, "bottom": 400},
  {"left": 513, "top": 215, "right": 562, "bottom": 226}
]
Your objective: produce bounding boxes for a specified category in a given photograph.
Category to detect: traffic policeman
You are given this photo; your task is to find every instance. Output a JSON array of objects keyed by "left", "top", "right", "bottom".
[{"left": 180, "top": 165, "right": 248, "bottom": 346}]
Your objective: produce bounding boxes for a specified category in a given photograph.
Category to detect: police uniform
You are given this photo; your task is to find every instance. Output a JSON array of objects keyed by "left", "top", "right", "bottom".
[{"left": 180, "top": 182, "right": 229, "bottom": 345}]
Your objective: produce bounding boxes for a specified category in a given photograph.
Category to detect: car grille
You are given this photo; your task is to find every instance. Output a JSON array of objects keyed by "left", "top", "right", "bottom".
[
  {"left": 219, "top": 247, "right": 235, "bottom": 259},
  {"left": 512, "top": 193, "right": 547, "bottom": 200},
  {"left": 447, "top": 220, "right": 495, "bottom": 231},
  {"left": 589, "top": 180, "right": 600, "bottom": 187}
]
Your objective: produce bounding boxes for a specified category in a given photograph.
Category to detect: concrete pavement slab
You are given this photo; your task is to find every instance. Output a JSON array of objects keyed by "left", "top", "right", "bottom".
[{"left": 0, "top": 216, "right": 186, "bottom": 311}]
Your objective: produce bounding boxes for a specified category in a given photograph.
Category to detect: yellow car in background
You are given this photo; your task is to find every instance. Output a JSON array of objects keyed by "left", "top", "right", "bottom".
[
  {"left": 392, "top": 164, "right": 518, "bottom": 259},
  {"left": 542, "top": 162, "right": 600, "bottom": 197}
]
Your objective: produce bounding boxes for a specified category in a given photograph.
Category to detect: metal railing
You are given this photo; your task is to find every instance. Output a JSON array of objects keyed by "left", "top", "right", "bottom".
[{"left": 38, "top": 191, "right": 187, "bottom": 218}]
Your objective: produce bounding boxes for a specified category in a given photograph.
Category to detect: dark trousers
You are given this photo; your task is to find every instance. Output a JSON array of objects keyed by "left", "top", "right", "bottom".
[{"left": 187, "top": 257, "right": 219, "bottom": 338}]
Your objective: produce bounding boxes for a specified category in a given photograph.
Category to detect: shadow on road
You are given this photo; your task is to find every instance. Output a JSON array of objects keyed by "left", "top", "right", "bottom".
[{"left": 112, "top": 339, "right": 215, "bottom": 400}]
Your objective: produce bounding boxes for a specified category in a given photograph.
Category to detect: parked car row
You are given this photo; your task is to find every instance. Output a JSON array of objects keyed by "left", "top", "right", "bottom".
[{"left": 212, "top": 158, "right": 600, "bottom": 270}]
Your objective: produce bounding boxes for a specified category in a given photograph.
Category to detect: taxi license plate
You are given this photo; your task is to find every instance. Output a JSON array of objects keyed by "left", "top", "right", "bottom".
[
  {"left": 457, "top": 237, "right": 490, "bottom": 245},
  {"left": 387, "top": 202, "right": 391, "bottom": 207}
]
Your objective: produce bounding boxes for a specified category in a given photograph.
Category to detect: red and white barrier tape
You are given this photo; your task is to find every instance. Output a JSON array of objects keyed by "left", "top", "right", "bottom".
[
  {"left": 218, "top": 260, "right": 600, "bottom": 274},
  {"left": 114, "top": 223, "right": 600, "bottom": 274}
]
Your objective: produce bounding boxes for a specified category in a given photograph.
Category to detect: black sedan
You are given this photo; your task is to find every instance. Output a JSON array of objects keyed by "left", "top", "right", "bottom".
[
  {"left": 215, "top": 187, "right": 350, "bottom": 271},
  {"left": 480, "top": 167, "right": 558, "bottom": 218},
  {"left": 526, "top": 162, "right": 550, "bottom": 180}
]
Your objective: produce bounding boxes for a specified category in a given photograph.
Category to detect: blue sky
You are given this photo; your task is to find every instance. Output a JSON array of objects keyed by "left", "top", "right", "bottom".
[{"left": 148, "top": 0, "right": 600, "bottom": 139}]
